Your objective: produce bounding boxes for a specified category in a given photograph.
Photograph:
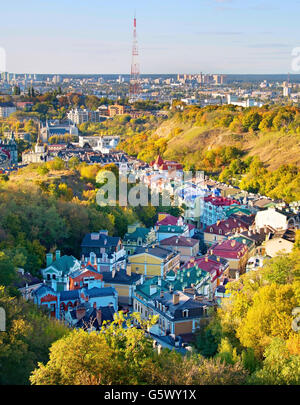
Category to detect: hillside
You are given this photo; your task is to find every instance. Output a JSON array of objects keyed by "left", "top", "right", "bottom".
[{"left": 133, "top": 109, "right": 300, "bottom": 170}]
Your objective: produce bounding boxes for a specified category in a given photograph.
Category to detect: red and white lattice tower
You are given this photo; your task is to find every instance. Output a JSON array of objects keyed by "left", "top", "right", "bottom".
[{"left": 129, "top": 14, "right": 140, "bottom": 102}]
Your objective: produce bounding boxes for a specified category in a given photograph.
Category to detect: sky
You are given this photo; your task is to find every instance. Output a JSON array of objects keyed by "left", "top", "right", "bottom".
[{"left": 1, "top": 0, "right": 300, "bottom": 74}]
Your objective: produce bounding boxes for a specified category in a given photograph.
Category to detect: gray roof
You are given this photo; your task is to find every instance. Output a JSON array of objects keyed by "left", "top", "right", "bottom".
[
  {"left": 133, "top": 246, "right": 174, "bottom": 259},
  {"left": 101, "top": 269, "right": 142, "bottom": 285}
]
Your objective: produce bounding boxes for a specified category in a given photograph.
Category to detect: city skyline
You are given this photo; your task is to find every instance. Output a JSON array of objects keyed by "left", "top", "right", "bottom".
[{"left": 0, "top": 0, "right": 300, "bottom": 74}]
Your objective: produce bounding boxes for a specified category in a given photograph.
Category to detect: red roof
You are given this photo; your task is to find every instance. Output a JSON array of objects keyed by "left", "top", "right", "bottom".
[
  {"left": 209, "top": 240, "right": 248, "bottom": 259},
  {"left": 204, "top": 196, "right": 240, "bottom": 207},
  {"left": 156, "top": 214, "right": 180, "bottom": 226},
  {"left": 204, "top": 217, "right": 249, "bottom": 235},
  {"left": 155, "top": 155, "right": 164, "bottom": 166}
]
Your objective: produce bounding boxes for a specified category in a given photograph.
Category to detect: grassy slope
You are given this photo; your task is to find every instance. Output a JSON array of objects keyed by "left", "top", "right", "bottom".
[{"left": 151, "top": 115, "right": 300, "bottom": 170}]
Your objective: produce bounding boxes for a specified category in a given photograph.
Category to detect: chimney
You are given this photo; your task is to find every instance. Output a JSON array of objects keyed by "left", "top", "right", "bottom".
[
  {"left": 46, "top": 253, "right": 53, "bottom": 267},
  {"left": 96, "top": 308, "right": 102, "bottom": 326},
  {"left": 55, "top": 250, "right": 61, "bottom": 261},
  {"left": 205, "top": 256, "right": 208, "bottom": 262},
  {"left": 160, "top": 290, "right": 164, "bottom": 298},
  {"left": 76, "top": 305, "right": 86, "bottom": 320},
  {"left": 158, "top": 276, "right": 162, "bottom": 286},
  {"left": 173, "top": 292, "right": 180, "bottom": 305},
  {"left": 126, "top": 264, "right": 131, "bottom": 277}
]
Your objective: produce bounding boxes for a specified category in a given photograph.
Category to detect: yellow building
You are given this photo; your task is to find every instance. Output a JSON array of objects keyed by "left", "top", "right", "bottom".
[
  {"left": 101, "top": 265, "right": 142, "bottom": 305},
  {"left": 128, "top": 247, "right": 180, "bottom": 278}
]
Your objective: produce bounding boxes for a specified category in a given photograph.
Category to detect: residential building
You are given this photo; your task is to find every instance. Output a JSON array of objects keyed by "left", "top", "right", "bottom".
[
  {"left": 208, "top": 239, "right": 249, "bottom": 278},
  {"left": 159, "top": 235, "right": 199, "bottom": 263},
  {"left": 133, "top": 282, "right": 213, "bottom": 337},
  {"left": 263, "top": 229, "right": 295, "bottom": 257},
  {"left": 255, "top": 206, "right": 299, "bottom": 231},
  {"left": 80, "top": 230, "right": 126, "bottom": 272},
  {"left": 201, "top": 196, "right": 241, "bottom": 228},
  {"left": 128, "top": 246, "right": 180, "bottom": 277},
  {"left": 108, "top": 104, "right": 125, "bottom": 117},
  {"left": 67, "top": 108, "right": 107, "bottom": 124},
  {"left": 78, "top": 135, "right": 120, "bottom": 153},
  {"left": 15, "top": 269, "right": 42, "bottom": 300},
  {"left": 149, "top": 155, "right": 183, "bottom": 172},
  {"left": 0, "top": 134, "right": 18, "bottom": 166},
  {"left": 0, "top": 102, "right": 16, "bottom": 117},
  {"left": 123, "top": 222, "right": 157, "bottom": 255},
  {"left": 41, "top": 251, "right": 81, "bottom": 291},
  {"left": 156, "top": 224, "right": 190, "bottom": 242},
  {"left": 68, "top": 264, "right": 104, "bottom": 290},
  {"left": 101, "top": 265, "right": 142, "bottom": 305},
  {"left": 203, "top": 216, "right": 251, "bottom": 246},
  {"left": 33, "top": 283, "right": 118, "bottom": 325}
]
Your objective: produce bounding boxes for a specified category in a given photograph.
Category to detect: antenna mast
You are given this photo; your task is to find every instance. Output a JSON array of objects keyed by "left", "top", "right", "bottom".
[{"left": 129, "top": 14, "right": 140, "bottom": 102}]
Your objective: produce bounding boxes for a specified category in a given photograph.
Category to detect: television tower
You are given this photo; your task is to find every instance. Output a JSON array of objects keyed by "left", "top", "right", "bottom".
[{"left": 129, "top": 14, "right": 140, "bottom": 102}]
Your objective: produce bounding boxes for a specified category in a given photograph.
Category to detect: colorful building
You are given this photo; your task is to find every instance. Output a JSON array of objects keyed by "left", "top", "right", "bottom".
[{"left": 128, "top": 246, "right": 180, "bottom": 278}]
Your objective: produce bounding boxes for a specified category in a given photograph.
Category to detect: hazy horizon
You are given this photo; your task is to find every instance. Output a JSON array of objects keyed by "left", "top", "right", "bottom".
[{"left": 1, "top": 0, "right": 299, "bottom": 75}]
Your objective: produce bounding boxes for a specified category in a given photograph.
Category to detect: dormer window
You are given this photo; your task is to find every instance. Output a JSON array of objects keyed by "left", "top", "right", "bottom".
[{"left": 182, "top": 309, "right": 189, "bottom": 318}]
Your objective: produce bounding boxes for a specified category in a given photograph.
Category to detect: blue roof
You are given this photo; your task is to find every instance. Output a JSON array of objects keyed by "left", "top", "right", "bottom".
[
  {"left": 60, "top": 289, "right": 80, "bottom": 301},
  {"left": 82, "top": 286, "right": 116, "bottom": 298}
]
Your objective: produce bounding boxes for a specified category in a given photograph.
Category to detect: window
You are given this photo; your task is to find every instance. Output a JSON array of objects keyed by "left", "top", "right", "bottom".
[
  {"left": 52, "top": 274, "right": 56, "bottom": 280},
  {"left": 182, "top": 309, "right": 189, "bottom": 318}
]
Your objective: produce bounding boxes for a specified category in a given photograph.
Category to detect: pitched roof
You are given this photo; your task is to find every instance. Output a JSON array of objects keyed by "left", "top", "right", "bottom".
[
  {"left": 60, "top": 289, "right": 80, "bottom": 301},
  {"left": 46, "top": 255, "right": 78, "bottom": 275},
  {"left": 123, "top": 227, "right": 151, "bottom": 242},
  {"left": 82, "top": 286, "right": 117, "bottom": 298},
  {"left": 157, "top": 225, "right": 185, "bottom": 234},
  {"left": 74, "top": 306, "right": 115, "bottom": 330},
  {"left": 204, "top": 217, "right": 250, "bottom": 235},
  {"left": 132, "top": 246, "right": 175, "bottom": 259},
  {"left": 204, "top": 196, "right": 240, "bottom": 207},
  {"left": 160, "top": 235, "right": 199, "bottom": 247},
  {"left": 156, "top": 214, "right": 179, "bottom": 226},
  {"left": 209, "top": 239, "right": 248, "bottom": 259},
  {"left": 101, "top": 269, "right": 142, "bottom": 285},
  {"left": 81, "top": 232, "right": 120, "bottom": 248},
  {"left": 15, "top": 272, "right": 41, "bottom": 288}
]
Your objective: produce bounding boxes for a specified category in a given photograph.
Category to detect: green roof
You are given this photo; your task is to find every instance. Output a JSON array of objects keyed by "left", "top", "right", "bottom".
[
  {"left": 158, "top": 225, "right": 185, "bottom": 233},
  {"left": 225, "top": 206, "right": 252, "bottom": 216},
  {"left": 135, "top": 265, "right": 208, "bottom": 299},
  {"left": 123, "top": 227, "right": 151, "bottom": 242},
  {"left": 46, "top": 255, "right": 77, "bottom": 275},
  {"left": 231, "top": 236, "right": 254, "bottom": 249}
]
